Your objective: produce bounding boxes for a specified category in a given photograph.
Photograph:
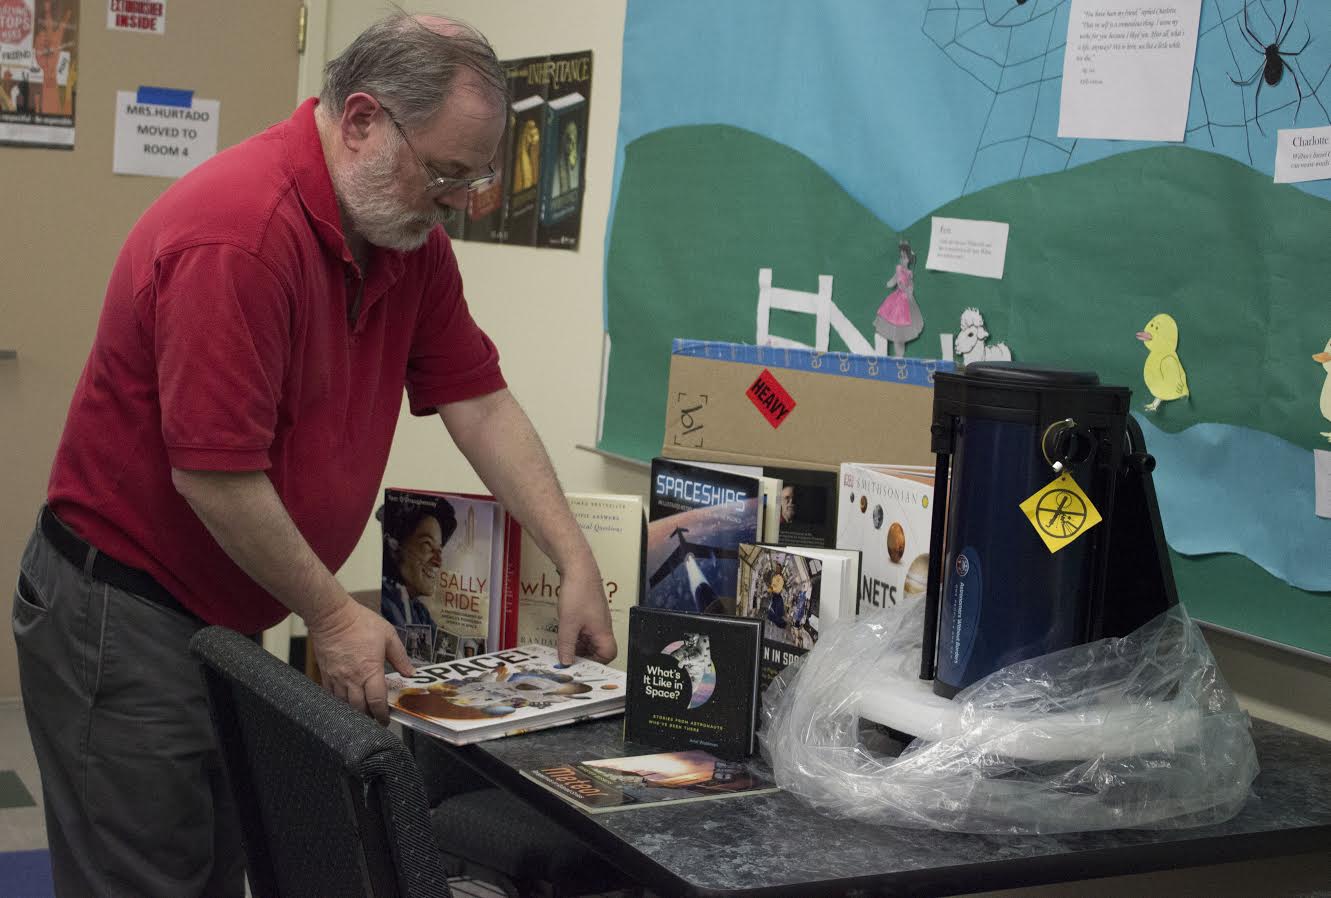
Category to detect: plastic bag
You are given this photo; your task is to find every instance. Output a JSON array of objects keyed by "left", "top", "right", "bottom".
[{"left": 758, "top": 598, "right": 1258, "bottom": 834}]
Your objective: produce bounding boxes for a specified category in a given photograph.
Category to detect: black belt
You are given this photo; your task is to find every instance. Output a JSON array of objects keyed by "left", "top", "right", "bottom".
[{"left": 40, "top": 506, "right": 201, "bottom": 622}]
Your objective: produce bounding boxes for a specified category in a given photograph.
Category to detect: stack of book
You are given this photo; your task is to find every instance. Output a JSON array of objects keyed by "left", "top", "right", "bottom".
[
  {"left": 381, "top": 487, "right": 643, "bottom": 669},
  {"left": 380, "top": 448, "right": 935, "bottom": 819}
]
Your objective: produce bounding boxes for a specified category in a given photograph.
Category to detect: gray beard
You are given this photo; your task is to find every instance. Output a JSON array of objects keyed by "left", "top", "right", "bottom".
[{"left": 332, "top": 139, "right": 444, "bottom": 252}]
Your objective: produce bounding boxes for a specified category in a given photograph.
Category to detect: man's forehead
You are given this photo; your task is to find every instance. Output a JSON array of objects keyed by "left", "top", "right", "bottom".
[
  {"left": 417, "top": 86, "right": 504, "bottom": 164},
  {"left": 440, "top": 80, "right": 505, "bottom": 122}
]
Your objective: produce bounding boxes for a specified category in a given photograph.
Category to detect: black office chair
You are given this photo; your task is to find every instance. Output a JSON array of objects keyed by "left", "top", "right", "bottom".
[
  {"left": 192, "top": 625, "right": 451, "bottom": 898},
  {"left": 406, "top": 731, "right": 638, "bottom": 898},
  {"left": 192, "top": 626, "right": 637, "bottom": 898}
]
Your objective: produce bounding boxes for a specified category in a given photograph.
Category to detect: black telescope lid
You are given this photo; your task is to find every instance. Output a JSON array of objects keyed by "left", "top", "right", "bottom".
[{"left": 960, "top": 361, "right": 1100, "bottom": 387}]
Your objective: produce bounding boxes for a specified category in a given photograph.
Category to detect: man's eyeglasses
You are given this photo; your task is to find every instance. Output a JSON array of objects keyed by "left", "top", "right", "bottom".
[{"left": 380, "top": 104, "right": 495, "bottom": 195}]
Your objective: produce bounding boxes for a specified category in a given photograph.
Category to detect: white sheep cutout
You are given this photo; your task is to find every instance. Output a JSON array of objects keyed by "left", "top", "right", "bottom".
[{"left": 953, "top": 307, "right": 1011, "bottom": 366}]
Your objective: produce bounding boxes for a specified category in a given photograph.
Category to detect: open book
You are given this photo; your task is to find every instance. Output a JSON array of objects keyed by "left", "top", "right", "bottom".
[{"left": 387, "top": 644, "right": 625, "bottom": 746}]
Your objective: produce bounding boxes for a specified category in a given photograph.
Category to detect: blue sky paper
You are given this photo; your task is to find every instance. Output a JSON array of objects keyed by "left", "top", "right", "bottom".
[{"left": 1136, "top": 414, "right": 1331, "bottom": 592}]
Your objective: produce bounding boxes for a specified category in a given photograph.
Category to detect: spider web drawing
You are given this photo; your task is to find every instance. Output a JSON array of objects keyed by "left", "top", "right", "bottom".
[
  {"left": 923, "top": 0, "right": 1331, "bottom": 196},
  {"left": 1193, "top": 0, "right": 1331, "bottom": 165}
]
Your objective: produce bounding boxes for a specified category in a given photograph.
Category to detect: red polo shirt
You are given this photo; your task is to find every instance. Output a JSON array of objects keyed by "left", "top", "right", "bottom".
[{"left": 47, "top": 98, "right": 506, "bottom": 633}]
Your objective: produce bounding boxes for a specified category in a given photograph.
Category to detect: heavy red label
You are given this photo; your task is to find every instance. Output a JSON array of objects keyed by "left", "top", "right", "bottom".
[{"left": 746, "top": 369, "right": 796, "bottom": 428}]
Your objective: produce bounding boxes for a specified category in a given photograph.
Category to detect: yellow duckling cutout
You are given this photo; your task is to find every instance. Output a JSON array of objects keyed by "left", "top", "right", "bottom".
[
  {"left": 1136, "top": 313, "right": 1189, "bottom": 412},
  {"left": 1314, "top": 336, "right": 1331, "bottom": 442}
]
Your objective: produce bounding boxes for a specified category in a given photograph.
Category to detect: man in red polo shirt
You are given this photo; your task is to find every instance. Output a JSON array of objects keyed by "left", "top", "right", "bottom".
[{"left": 12, "top": 14, "right": 615, "bottom": 897}]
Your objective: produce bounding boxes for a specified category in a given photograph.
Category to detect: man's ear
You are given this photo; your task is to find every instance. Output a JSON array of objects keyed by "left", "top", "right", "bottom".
[{"left": 339, "top": 92, "right": 381, "bottom": 152}]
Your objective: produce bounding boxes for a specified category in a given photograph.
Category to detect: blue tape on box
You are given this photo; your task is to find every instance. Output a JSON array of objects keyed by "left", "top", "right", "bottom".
[
  {"left": 136, "top": 86, "right": 193, "bottom": 108},
  {"left": 670, "top": 339, "right": 953, "bottom": 388}
]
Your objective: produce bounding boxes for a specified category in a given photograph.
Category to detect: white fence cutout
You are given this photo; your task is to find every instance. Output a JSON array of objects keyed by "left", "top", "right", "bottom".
[{"left": 756, "top": 268, "right": 887, "bottom": 356}]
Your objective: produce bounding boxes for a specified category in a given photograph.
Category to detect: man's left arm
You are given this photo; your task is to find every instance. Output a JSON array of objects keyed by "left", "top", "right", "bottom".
[{"left": 438, "top": 388, "right": 615, "bottom": 665}]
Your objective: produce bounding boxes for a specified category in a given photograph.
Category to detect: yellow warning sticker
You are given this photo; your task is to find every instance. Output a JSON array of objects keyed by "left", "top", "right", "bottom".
[{"left": 1019, "top": 472, "right": 1103, "bottom": 554}]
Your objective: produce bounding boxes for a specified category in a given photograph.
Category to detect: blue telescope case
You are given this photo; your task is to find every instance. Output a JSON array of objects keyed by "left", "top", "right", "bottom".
[{"left": 921, "top": 363, "right": 1177, "bottom": 698}]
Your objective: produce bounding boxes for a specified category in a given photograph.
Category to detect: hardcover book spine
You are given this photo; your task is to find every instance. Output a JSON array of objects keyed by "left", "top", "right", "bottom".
[{"left": 500, "top": 513, "right": 523, "bottom": 649}]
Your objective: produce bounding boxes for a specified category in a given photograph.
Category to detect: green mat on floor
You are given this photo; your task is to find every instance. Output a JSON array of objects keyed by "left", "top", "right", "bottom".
[{"left": 0, "top": 771, "right": 35, "bottom": 809}]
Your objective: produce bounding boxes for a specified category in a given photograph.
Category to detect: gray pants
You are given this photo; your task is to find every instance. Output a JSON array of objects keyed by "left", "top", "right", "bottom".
[{"left": 12, "top": 517, "right": 245, "bottom": 898}]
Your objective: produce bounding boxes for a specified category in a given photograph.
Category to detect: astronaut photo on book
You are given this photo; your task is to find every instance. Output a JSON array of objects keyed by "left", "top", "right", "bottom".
[
  {"left": 380, "top": 492, "right": 459, "bottom": 659},
  {"left": 397, "top": 624, "right": 435, "bottom": 665},
  {"left": 662, "top": 633, "right": 717, "bottom": 709},
  {"left": 737, "top": 549, "right": 821, "bottom": 651}
]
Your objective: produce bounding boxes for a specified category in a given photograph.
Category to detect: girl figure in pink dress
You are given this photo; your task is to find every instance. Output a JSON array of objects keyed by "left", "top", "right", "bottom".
[{"left": 874, "top": 240, "right": 923, "bottom": 357}]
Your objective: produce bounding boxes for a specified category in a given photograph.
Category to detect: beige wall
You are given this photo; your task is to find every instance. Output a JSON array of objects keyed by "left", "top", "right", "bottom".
[{"left": 0, "top": 1, "right": 301, "bottom": 699}]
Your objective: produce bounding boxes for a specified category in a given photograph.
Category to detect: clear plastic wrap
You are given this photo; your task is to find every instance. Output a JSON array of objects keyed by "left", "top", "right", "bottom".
[{"left": 758, "top": 598, "right": 1258, "bottom": 834}]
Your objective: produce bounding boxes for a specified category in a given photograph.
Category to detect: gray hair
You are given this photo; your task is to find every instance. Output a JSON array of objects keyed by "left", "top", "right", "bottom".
[{"left": 320, "top": 13, "right": 508, "bottom": 130}]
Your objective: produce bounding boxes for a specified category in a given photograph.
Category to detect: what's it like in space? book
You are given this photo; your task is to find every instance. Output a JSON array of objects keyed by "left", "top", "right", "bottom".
[{"left": 624, "top": 606, "right": 761, "bottom": 760}]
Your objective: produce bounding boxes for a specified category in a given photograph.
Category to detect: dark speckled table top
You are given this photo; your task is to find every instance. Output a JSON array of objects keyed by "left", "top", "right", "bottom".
[{"left": 455, "top": 717, "right": 1331, "bottom": 897}]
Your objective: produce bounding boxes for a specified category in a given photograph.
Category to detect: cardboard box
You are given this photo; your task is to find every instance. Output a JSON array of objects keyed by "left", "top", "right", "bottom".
[{"left": 662, "top": 340, "right": 950, "bottom": 471}]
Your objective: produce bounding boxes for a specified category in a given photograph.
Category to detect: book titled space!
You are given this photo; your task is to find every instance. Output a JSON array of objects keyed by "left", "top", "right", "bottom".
[
  {"left": 387, "top": 644, "right": 625, "bottom": 746},
  {"left": 624, "top": 607, "right": 761, "bottom": 760}
]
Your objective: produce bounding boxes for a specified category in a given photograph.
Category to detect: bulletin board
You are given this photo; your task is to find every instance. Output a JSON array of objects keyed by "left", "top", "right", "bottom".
[{"left": 598, "top": 0, "right": 1331, "bottom": 656}]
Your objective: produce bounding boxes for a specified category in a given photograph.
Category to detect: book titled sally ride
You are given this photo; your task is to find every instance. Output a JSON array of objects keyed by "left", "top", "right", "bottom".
[{"left": 387, "top": 644, "right": 626, "bottom": 746}]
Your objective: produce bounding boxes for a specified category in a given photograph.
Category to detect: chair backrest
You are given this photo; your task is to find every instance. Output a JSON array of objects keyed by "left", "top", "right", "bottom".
[{"left": 190, "top": 626, "right": 451, "bottom": 898}]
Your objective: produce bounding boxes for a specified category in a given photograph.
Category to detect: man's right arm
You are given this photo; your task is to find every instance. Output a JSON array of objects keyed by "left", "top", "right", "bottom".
[{"left": 171, "top": 467, "right": 411, "bottom": 723}]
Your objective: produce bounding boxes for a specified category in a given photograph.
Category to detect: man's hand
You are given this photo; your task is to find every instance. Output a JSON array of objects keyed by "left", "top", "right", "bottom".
[
  {"left": 169, "top": 467, "right": 414, "bottom": 724},
  {"left": 437, "top": 390, "right": 617, "bottom": 666},
  {"left": 306, "top": 598, "right": 414, "bottom": 724},
  {"left": 555, "top": 562, "right": 616, "bottom": 665}
]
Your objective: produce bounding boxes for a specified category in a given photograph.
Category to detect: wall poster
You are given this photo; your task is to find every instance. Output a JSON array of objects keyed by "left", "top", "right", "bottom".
[
  {"left": 0, "top": 0, "right": 79, "bottom": 149},
  {"left": 441, "top": 50, "right": 592, "bottom": 251}
]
